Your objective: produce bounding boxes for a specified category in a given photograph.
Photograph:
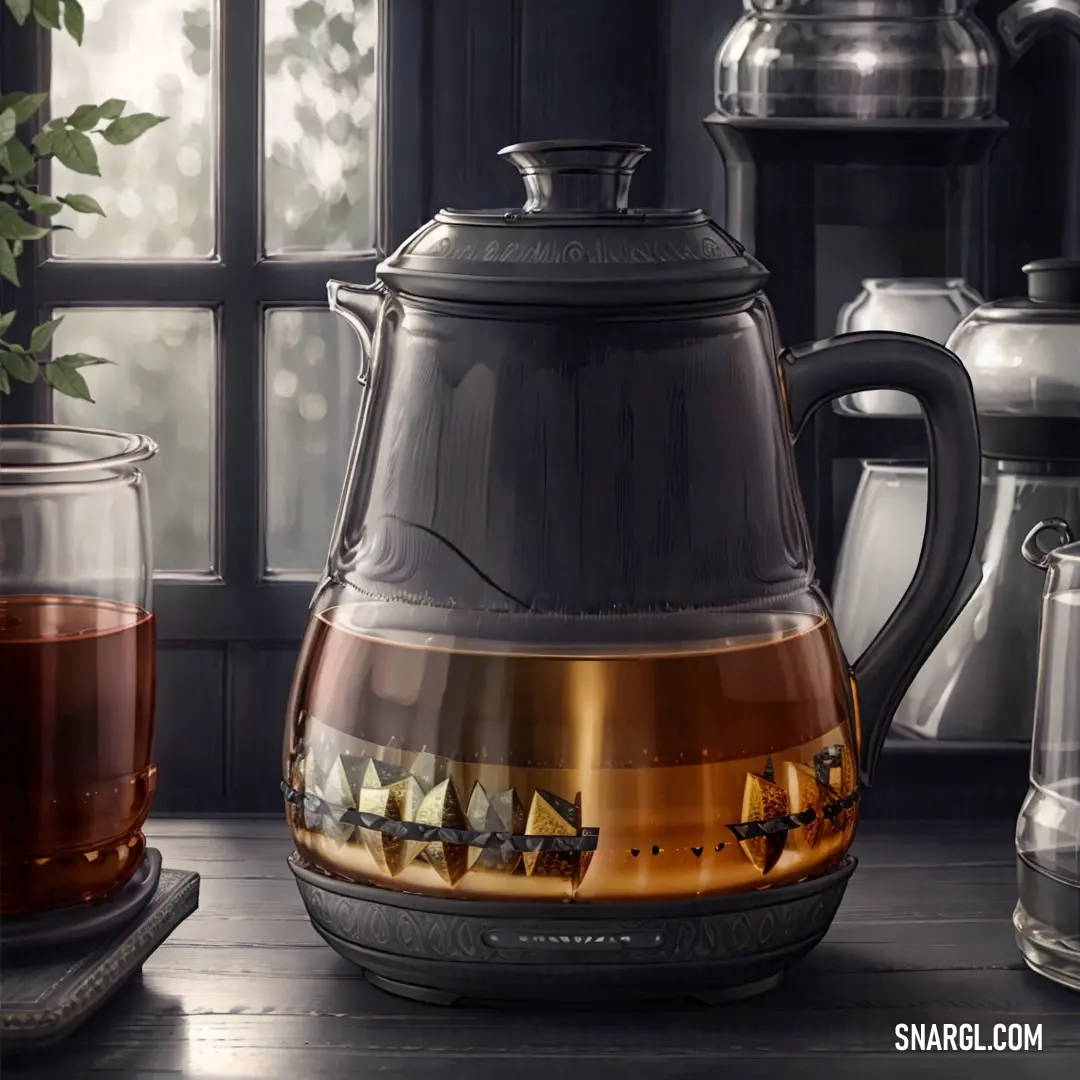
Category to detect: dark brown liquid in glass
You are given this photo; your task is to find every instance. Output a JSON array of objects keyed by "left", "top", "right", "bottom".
[{"left": 0, "top": 595, "right": 156, "bottom": 916}]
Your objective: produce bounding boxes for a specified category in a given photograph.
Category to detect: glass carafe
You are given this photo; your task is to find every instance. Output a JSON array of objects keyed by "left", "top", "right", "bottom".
[
  {"left": 1015, "top": 518, "right": 1080, "bottom": 990},
  {"left": 834, "top": 279, "right": 984, "bottom": 416},
  {"left": 283, "top": 140, "right": 982, "bottom": 906},
  {"left": 714, "top": 0, "right": 1080, "bottom": 120},
  {"left": 0, "top": 426, "right": 158, "bottom": 915}
]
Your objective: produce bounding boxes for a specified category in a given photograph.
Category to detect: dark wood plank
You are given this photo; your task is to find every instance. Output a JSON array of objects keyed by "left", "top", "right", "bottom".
[
  {"left": 429, "top": 0, "right": 521, "bottom": 212},
  {"left": 152, "top": 649, "right": 226, "bottom": 813},
  {"left": 517, "top": 0, "right": 665, "bottom": 205},
  {"left": 224, "top": 644, "right": 297, "bottom": 813},
  {"left": 10, "top": 1046, "right": 1080, "bottom": 1080},
  {"left": 7, "top": 971, "right": 1076, "bottom": 1072},
  {"left": 661, "top": 0, "right": 739, "bottom": 216},
  {"left": 6, "top": 819, "right": 1075, "bottom": 1080}
]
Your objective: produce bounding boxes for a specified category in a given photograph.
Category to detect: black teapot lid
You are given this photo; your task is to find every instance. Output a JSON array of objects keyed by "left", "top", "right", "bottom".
[{"left": 376, "top": 140, "right": 769, "bottom": 306}]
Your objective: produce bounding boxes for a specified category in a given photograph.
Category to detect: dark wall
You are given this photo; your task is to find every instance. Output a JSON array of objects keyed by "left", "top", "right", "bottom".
[{"left": 978, "top": 0, "right": 1080, "bottom": 291}]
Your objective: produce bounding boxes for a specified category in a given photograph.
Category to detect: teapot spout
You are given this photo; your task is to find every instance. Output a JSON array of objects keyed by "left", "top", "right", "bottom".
[
  {"left": 327, "top": 279, "right": 386, "bottom": 362},
  {"left": 999, "top": 0, "right": 1080, "bottom": 60}
]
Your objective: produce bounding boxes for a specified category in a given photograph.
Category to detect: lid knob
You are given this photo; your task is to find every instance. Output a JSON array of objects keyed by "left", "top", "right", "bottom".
[
  {"left": 1024, "top": 258, "right": 1080, "bottom": 305},
  {"left": 497, "top": 139, "right": 650, "bottom": 214}
]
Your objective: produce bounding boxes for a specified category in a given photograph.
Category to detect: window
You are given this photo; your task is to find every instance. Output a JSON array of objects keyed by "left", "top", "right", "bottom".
[{"left": 7, "top": 0, "right": 424, "bottom": 643}]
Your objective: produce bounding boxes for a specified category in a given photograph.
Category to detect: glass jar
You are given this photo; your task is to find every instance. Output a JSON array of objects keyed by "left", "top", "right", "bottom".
[
  {"left": 0, "top": 425, "right": 158, "bottom": 916},
  {"left": 833, "top": 278, "right": 984, "bottom": 416},
  {"left": 1015, "top": 518, "right": 1080, "bottom": 990}
]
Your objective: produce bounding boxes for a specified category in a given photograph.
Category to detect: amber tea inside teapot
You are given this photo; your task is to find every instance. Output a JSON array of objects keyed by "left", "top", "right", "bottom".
[{"left": 282, "top": 140, "right": 981, "bottom": 1001}]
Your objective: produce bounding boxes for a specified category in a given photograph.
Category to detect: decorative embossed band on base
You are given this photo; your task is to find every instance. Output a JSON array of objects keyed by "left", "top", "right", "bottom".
[{"left": 289, "top": 852, "right": 856, "bottom": 1005}]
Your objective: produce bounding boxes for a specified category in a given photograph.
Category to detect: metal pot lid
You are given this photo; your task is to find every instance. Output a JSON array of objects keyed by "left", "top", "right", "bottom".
[
  {"left": 946, "top": 259, "right": 1080, "bottom": 419},
  {"left": 376, "top": 140, "right": 768, "bottom": 306}
]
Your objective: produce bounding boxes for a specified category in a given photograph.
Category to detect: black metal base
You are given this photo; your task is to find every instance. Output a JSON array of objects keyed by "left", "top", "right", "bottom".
[
  {"left": 289, "top": 852, "right": 856, "bottom": 1005},
  {"left": 0, "top": 848, "right": 162, "bottom": 956}
]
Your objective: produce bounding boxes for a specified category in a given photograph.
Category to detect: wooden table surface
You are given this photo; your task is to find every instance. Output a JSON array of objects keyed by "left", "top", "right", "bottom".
[{"left": 4, "top": 817, "right": 1078, "bottom": 1079}]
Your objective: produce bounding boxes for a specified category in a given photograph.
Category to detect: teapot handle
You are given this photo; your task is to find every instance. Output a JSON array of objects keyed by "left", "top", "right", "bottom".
[
  {"left": 780, "top": 331, "right": 981, "bottom": 787},
  {"left": 1022, "top": 518, "right": 1075, "bottom": 570},
  {"left": 322, "top": 279, "right": 393, "bottom": 586}
]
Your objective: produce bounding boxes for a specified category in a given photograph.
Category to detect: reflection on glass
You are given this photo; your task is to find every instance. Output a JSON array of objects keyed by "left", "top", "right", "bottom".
[
  {"left": 264, "top": 309, "right": 362, "bottom": 572},
  {"left": 263, "top": 0, "right": 378, "bottom": 254},
  {"left": 50, "top": 0, "right": 217, "bottom": 258},
  {"left": 52, "top": 309, "right": 215, "bottom": 573}
]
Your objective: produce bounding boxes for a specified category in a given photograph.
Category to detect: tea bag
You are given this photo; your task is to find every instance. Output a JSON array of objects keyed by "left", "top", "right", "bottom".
[
  {"left": 318, "top": 755, "right": 355, "bottom": 844},
  {"left": 405, "top": 750, "right": 448, "bottom": 794},
  {"left": 301, "top": 750, "right": 324, "bottom": 830},
  {"left": 782, "top": 761, "right": 832, "bottom": 850},
  {"left": 738, "top": 765, "right": 789, "bottom": 874},
  {"left": 466, "top": 782, "right": 525, "bottom": 873},
  {"left": 357, "top": 760, "right": 426, "bottom": 875},
  {"left": 814, "top": 744, "right": 855, "bottom": 831},
  {"left": 416, "top": 779, "right": 469, "bottom": 886},
  {"left": 523, "top": 789, "right": 581, "bottom": 879}
]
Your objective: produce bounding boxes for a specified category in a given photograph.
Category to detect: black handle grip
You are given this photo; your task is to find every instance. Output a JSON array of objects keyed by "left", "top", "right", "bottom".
[{"left": 782, "top": 331, "right": 981, "bottom": 787}]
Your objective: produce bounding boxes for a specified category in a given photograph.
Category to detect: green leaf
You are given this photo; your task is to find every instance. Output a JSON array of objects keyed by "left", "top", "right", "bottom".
[
  {"left": 49, "top": 126, "right": 99, "bottom": 175},
  {"left": 0, "top": 92, "right": 49, "bottom": 124},
  {"left": 62, "top": 0, "right": 84, "bottom": 44},
  {"left": 0, "top": 237, "right": 18, "bottom": 286},
  {"left": 52, "top": 351, "right": 112, "bottom": 368},
  {"left": 32, "top": 0, "right": 61, "bottom": 30},
  {"left": 0, "top": 184, "right": 11, "bottom": 193},
  {"left": 29, "top": 315, "right": 64, "bottom": 353},
  {"left": 11, "top": 238, "right": 23, "bottom": 256},
  {"left": 15, "top": 184, "right": 62, "bottom": 215},
  {"left": 32, "top": 127, "right": 57, "bottom": 155},
  {"left": 66, "top": 103, "right": 103, "bottom": 131},
  {"left": 0, "top": 350, "right": 40, "bottom": 384},
  {"left": 43, "top": 356, "right": 93, "bottom": 401},
  {"left": 0, "top": 366, "right": 11, "bottom": 394},
  {"left": 101, "top": 113, "right": 166, "bottom": 146},
  {"left": 98, "top": 98, "right": 127, "bottom": 120},
  {"left": 4, "top": 0, "right": 33, "bottom": 26},
  {"left": 58, "top": 192, "right": 104, "bottom": 216},
  {"left": 1, "top": 136, "right": 36, "bottom": 180},
  {"left": 0, "top": 203, "right": 49, "bottom": 241},
  {"left": 0, "top": 109, "right": 16, "bottom": 148},
  {"left": 0, "top": 310, "right": 15, "bottom": 335}
]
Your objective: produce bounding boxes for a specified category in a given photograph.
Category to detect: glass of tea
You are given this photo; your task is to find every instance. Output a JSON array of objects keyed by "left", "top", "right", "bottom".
[{"left": 0, "top": 425, "right": 158, "bottom": 916}]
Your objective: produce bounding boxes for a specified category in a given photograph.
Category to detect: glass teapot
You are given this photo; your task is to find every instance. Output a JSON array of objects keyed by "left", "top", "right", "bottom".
[
  {"left": 714, "top": 0, "right": 1080, "bottom": 120},
  {"left": 1016, "top": 517, "right": 1080, "bottom": 989},
  {"left": 282, "top": 140, "right": 981, "bottom": 904}
]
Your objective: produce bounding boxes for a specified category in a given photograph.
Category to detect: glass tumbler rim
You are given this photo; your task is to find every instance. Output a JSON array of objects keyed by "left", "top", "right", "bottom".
[{"left": 0, "top": 424, "right": 158, "bottom": 481}]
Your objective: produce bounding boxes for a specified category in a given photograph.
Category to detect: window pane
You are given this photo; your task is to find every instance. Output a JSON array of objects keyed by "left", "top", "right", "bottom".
[
  {"left": 49, "top": 0, "right": 217, "bottom": 259},
  {"left": 263, "top": 0, "right": 378, "bottom": 255},
  {"left": 51, "top": 309, "right": 215, "bottom": 573},
  {"left": 264, "top": 309, "right": 362, "bottom": 573}
]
